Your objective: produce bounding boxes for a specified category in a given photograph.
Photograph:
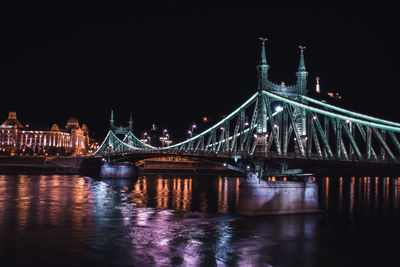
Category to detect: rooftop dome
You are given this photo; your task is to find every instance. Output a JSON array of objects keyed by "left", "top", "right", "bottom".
[
  {"left": 1, "top": 111, "right": 23, "bottom": 128},
  {"left": 51, "top": 124, "right": 60, "bottom": 131},
  {"left": 67, "top": 117, "right": 79, "bottom": 125}
]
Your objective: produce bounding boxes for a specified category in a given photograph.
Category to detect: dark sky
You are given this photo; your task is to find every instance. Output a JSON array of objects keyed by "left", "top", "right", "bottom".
[{"left": 1, "top": 3, "right": 399, "bottom": 141}]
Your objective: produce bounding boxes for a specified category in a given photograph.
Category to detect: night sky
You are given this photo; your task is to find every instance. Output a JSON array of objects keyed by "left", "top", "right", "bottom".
[{"left": 1, "top": 3, "right": 399, "bottom": 142}]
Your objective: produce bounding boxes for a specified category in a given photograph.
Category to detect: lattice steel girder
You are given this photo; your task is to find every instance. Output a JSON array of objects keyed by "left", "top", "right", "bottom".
[
  {"left": 380, "top": 130, "right": 386, "bottom": 160},
  {"left": 307, "top": 111, "right": 313, "bottom": 157},
  {"left": 302, "top": 95, "right": 400, "bottom": 128},
  {"left": 266, "top": 132, "right": 273, "bottom": 153},
  {"left": 245, "top": 98, "right": 259, "bottom": 153},
  {"left": 212, "top": 130, "right": 217, "bottom": 152},
  {"left": 349, "top": 122, "right": 355, "bottom": 157},
  {"left": 264, "top": 95, "right": 282, "bottom": 155},
  {"left": 282, "top": 104, "right": 289, "bottom": 155},
  {"left": 125, "top": 131, "right": 156, "bottom": 150},
  {"left": 366, "top": 126, "right": 372, "bottom": 160},
  {"left": 336, "top": 119, "right": 342, "bottom": 159},
  {"left": 224, "top": 122, "right": 230, "bottom": 152},
  {"left": 186, "top": 140, "right": 194, "bottom": 151},
  {"left": 340, "top": 120, "right": 363, "bottom": 161},
  {"left": 389, "top": 131, "right": 400, "bottom": 154},
  {"left": 256, "top": 92, "right": 267, "bottom": 134},
  {"left": 371, "top": 128, "right": 398, "bottom": 163},
  {"left": 204, "top": 130, "right": 213, "bottom": 152},
  {"left": 329, "top": 117, "right": 348, "bottom": 160},
  {"left": 323, "top": 114, "right": 329, "bottom": 158},
  {"left": 216, "top": 128, "right": 225, "bottom": 153},
  {"left": 287, "top": 104, "right": 306, "bottom": 158},
  {"left": 310, "top": 117, "right": 323, "bottom": 158},
  {"left": 264, "top": 91, "right": 400, "bottom": 133},
  {"left": 159, "top": 92, "right": 258, "bottom": 151},
  {"left": 231, "top": 113, "right": 241, "bottom": 152},
  {"left": 312, "top": 114, "right": 334, "bottom": 159},
  {"left": 94, "top": 130, "right": 142, "bottom": 156},
  {"left": 195, "top": 136, "right": 204, "bottom": 152},
  {"left": 356, "top": 124, "right": 378, "bottom": 160},
  {"left": 239, "top": 109, "right": 246, "bottom": 151}
]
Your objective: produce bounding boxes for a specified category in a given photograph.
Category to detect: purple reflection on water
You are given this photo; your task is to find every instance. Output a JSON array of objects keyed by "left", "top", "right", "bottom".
[
  {"left": 1, "top": 175, "right": 400, "bottom": 266},
  {"left": 100, "top": 163, "right": 135, "bottom": 178}
]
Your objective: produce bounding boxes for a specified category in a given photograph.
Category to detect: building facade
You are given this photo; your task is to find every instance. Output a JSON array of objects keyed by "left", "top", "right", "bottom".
[{"left": 0, "top": 111, "right": 91, "bottom": 156}]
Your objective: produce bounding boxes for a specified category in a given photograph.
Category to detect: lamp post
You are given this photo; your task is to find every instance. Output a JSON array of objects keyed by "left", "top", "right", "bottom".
[
  {"left": 160, "top": 129, "right": 168, "bottom": 147},
  {"left": 191, "top": 124, "right": 196, "bottom": 136}
]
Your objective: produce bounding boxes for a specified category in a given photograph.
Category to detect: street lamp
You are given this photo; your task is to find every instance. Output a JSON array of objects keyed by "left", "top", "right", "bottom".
[{"left": 160, "top": 129, "right": 169, "bottom": 147}]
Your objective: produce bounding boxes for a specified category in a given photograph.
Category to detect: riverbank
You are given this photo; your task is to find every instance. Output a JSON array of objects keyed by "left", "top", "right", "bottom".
[
  {"left": 0, "top": 156, "right": 84, "bottom": 174},
  {"left": 0, "top": 156, "right": 243, "bottom": 176}
]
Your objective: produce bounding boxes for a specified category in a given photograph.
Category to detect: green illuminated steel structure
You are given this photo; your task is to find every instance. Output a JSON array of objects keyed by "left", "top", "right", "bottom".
[{"left": 94, "top": 39, "right": 400, "bottom": 174}]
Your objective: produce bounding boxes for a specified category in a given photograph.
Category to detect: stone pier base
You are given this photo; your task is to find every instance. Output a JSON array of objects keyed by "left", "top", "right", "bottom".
[{"left": 237, "top": 173, "right": 320, "bottom": 216}]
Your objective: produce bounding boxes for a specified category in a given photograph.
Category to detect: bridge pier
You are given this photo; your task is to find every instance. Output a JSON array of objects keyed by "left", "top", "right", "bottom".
[
  {"left": 251, "top": 160, "right": 304, "bottom": 179},
  {"left": 79, "top": 157, "right": 138, "bottom": 179},
  {"left": 237, "top": 172, "right": 320, "bottom": 216}
]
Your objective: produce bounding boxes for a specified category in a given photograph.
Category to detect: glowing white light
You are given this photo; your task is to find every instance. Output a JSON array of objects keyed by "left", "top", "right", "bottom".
[{"left": 275, "top": 106, "right": 283, "bottom": 112}]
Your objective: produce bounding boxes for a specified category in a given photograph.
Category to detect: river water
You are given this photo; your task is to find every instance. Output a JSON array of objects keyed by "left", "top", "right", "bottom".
[{"left": 1, "top": 174, "right": 400, "bottom": 266}]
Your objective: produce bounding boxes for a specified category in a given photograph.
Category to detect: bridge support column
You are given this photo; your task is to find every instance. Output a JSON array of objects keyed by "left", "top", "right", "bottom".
[{"left": 237, "top": 173, "right": 319, "bottom": 216}]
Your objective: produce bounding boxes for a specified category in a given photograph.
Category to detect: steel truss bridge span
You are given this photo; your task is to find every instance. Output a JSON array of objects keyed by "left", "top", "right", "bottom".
[{"left": 94, "top": 88, "right": 400, "bottom": 177}]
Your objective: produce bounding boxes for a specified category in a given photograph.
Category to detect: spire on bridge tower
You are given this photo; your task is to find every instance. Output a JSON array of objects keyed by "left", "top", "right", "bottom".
[
  {"left": 296, "top": 46, "right": 308, "bottom": 95},
  {"left": 257, "top": 37, "right": 270, "bottom": 92},
  {"left": 129, "top": 112, "right": 133, "bottom": 131},
  {"left": 110, "top": 110, "right": 115, "bottom": 129},
  {"left": 256, "top": 37, "right": 269, "bottom": 134}
]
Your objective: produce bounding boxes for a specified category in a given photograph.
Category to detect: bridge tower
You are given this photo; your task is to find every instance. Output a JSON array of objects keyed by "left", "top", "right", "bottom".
[
  {"left": 254, "top": 38, "right": 269, "bottom": 153},
  {"left": 296, "top": 46, "right": 308, "bottom": 96},
  {"left": 128, "top": 112, "right": 133, "bottom": 131},
  {"left": 110, "top": 110, "right": 115, "bottom": 128},
  {"left": 109, "top": 110, "right": 133, "bottom": 135},
  {"left": 256, "top": 37, "right": 269, "bottom": 134},
  {"left": 295, "top": 46, "right": 308, "bottom": 137}
]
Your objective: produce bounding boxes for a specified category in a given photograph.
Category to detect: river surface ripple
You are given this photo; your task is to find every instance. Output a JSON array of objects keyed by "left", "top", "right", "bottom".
[{"left": 0, "top": 174, "right": 399, "bottom": 266}]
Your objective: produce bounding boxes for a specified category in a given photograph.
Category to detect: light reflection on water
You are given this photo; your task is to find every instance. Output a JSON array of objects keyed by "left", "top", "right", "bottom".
[{"left": 1, "top": 174, "right": 400, "bottom": 266}]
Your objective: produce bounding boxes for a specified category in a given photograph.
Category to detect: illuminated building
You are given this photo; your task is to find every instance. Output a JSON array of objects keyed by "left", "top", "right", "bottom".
[{"left": 0, "top": 111, "right": 92, "bottom": 155}]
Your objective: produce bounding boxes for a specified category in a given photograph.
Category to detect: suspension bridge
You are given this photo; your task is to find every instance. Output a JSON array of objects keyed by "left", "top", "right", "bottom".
[{"left": 84, "top": 39, "right": 400, "bottom": 178}]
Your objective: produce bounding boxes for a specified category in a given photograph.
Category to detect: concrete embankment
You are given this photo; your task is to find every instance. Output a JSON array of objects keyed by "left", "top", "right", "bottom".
[{"left": 0, "top": 156, "right": 85, "bottom": 174}]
